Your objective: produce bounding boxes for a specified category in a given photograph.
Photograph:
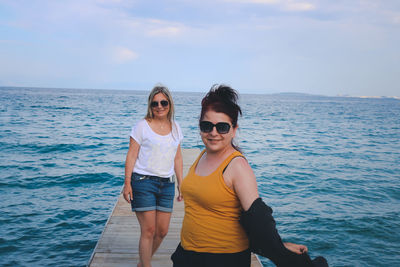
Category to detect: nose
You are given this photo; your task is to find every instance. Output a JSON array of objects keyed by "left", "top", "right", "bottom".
[{"left": 210, "top": 125, "right": 219, "bottom": 135}]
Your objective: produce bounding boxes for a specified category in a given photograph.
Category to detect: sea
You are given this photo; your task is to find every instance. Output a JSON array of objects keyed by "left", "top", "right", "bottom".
[{"left": 0, "top": 87, "right": 399, "bottom": 267}]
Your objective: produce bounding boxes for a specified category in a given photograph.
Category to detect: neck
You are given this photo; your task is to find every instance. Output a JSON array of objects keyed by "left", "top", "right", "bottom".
[
  {"left": 205, "top": 145, "right": 235, "bottom": 160},
  {"left": 151, "top": 116, "right": 170, "bottom": 123}
]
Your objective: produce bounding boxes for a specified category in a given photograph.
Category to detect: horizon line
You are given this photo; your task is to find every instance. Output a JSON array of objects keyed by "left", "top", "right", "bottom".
[{"left": 0, "top": 85, "right": 399, "bottom": 100}]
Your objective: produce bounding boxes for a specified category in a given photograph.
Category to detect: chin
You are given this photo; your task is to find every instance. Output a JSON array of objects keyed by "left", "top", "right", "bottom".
[
  {"left": 205, "top": 143, "right": 223, "bottom": 152},
  {"left": 155, "top": 112, "right": 168, "bottom": 117}
]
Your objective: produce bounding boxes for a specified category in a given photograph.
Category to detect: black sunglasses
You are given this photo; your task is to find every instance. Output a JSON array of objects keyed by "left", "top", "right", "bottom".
[
  {"left": 199, "top": 121, "right": 231, "bottom": 134},
  {"left": 151, "top": 100, "right": 169, "bottom": 108}
]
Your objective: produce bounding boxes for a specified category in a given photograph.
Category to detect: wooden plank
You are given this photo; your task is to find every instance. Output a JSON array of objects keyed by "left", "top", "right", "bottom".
[{"left": 88, "top": 148, "right": 262, "bottom": 267}]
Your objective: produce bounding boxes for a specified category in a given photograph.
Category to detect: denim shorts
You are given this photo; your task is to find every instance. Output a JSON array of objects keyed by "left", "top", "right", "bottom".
[{"left": 130, "top": 172, "right": 175, "bottom": 212}]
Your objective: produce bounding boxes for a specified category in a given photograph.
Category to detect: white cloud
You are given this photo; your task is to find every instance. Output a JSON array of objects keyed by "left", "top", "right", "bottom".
[
  {"left": 117, "top": 17, "right": 188, "bottom": 38},
  {"left": 94, "top": 0, "right": 124, "bottom": 3},
  {"left": 223, "top": 0, "right": 279, "bottom": 4},
  {"left": 147, "top": 26, "right": 182, "bottom": 37},
  {"left": 4, "top": 0, "right": 191, "bottom": 41},
  {"left": 222, "top": 0, "right": 316, "bottom": 12},
  {"left": 391, "top": 14, "right": 400, "bottom": 24},
  {"left": 284, "top": 1, "right": 316, "bottom": 11},
  {"left": 113, "top": 47, "right": 138, "bottom": 63},
  {"left": 144, "top": 19, "right": 185, "bottom": 37}
]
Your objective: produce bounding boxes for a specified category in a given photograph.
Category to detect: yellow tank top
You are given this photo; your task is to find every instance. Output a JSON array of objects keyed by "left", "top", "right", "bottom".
[{"left": 180, "top": 150, "right": 249, "bottom": 253}]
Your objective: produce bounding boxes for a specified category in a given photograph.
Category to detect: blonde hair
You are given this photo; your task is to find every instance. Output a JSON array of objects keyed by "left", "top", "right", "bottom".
[{"left": 145, "top": 84, "right": 175, "bottom": 122}]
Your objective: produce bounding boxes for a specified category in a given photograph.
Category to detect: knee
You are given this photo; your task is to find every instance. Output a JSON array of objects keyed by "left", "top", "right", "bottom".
[
  {"left": 156, "top": 227, "right": 169, "bottom": 239},
  {"left": 141, "top": 225, "right": 156, "bottom": 239}
]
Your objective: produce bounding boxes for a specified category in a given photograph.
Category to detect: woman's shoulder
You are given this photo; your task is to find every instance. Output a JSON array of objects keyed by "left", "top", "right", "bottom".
[
  {"left": 136, "top": 118, "right": 147, "bottom": 125},
  {"left": 172, "top": 120, "right": 183, "bottom": 140},
  {"left": 132, "top": 119, "right": 149, "bottom": 129},
  {"left": 130, "top": 119, "right": 149, "bottom": 137},
  {"left": 225, "top": 152, "right": 258, "bottom": 194},
  {"left": 172, "top": 120, "right": 182, "bottom": 129},
  {"left": 225, "top": 152, "right": 252, "bottom": 177},
  {"left": 229, "top": 155, "right": 249, "bottom": 170},
  {"left": 226, "top": 150, "right": 246, "bottom": 164},
  {"left": 220, "top": 150, "right": 247, "bottom": 173}
]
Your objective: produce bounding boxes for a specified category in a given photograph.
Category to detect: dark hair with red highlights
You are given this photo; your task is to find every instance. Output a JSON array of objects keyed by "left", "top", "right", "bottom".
[{"left": 200, "top": 84, "right": 242, "bottom": 150}]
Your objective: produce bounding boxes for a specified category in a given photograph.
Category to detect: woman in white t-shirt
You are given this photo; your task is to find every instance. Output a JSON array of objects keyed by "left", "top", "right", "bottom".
[{"left": 123, "top": 85, "right": 183, "bottom": 267}]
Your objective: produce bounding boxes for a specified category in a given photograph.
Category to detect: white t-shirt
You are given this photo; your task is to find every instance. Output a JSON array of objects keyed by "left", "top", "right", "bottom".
[{"left": 130, "top": 119, "right": 183, "bottom": 178}]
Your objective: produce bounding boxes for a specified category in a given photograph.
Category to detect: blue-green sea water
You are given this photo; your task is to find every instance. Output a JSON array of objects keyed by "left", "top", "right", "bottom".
[{"left": 0, "top": 87, "right": 399, "bottom": 267}]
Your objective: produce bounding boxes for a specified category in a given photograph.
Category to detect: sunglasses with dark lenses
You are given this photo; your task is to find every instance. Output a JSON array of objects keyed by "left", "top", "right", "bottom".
[
  {"left": 199, "top": 121, "right": 231, "bottom": 134},
  {"left": 151, "top": 100, "right": 169, "bottom": 108}
]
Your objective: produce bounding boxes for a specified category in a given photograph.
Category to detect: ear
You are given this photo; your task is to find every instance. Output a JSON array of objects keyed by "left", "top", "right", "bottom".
[{"left": 232, "top": 124, "right": 238, "bottom": 138}]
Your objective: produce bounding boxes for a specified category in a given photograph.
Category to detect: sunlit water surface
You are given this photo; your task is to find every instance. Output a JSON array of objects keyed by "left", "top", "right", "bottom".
[{"left": 1, "top": 88, "right": 399, "bottom": 267}]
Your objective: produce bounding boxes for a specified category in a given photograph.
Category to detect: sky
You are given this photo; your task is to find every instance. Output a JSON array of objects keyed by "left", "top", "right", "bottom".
[{"left": 0, "top": 0, "right": 399, "bottom": 96}]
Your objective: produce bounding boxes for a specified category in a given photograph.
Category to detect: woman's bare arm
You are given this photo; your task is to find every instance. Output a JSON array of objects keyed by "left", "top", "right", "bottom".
[
  {"left": 123, "top": 137, "right": 140, "bottom": 203},
  {"left": 174, "top": 144, "right": 183, "bottom": 201}
]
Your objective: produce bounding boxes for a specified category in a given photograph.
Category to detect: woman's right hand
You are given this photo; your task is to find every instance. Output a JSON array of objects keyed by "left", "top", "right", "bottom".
[
  {"left": 284, "top": 242, "right": 308, "bottom": 255},
  {"left": 123, "top": 183, "right": 133, "bottom": 203}
]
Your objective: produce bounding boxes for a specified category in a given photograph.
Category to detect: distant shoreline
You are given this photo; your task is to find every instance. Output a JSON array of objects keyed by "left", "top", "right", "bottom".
[{"left": 0, "top": 85, "right": 399, "bottom": 100}]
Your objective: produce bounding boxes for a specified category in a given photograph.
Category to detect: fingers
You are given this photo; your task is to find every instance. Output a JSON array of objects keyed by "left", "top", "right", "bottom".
[
  {"left": 296, "top": 244, "right": 308, "bottom": 254},
  {"left": 295, "top": 247, "right": 303, "bottom": 255},
  {"left": 176, "top": 186, "right": 183, "bottom": 201},
  {"left": 123, "top": 194, "right": 130, "bottom": 203},
  {"left": 292, "top": 246, "right": 302, "bottom": 254},
  {"left": 284, "top": 242, "right": 308, "bottom": 255},
  {"left": 123, "top": 192, "right": 131, "bottom": 203},
  {"left": 123, "top": 185, "right": 132, "bottom": 203}
]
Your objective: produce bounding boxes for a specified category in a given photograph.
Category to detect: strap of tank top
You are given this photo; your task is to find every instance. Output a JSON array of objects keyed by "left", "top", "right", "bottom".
[
  {"left": 190, "top": 149, "right": 206, "bottom": 173},
  {"left": 222, "top": 151, "right": 246, "bottom": 174}
]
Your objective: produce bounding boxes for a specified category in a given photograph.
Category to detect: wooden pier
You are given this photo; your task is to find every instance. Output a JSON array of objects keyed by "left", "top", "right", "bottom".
[{"left": 88, "top": 148, "right": 262, "bottom": 267}]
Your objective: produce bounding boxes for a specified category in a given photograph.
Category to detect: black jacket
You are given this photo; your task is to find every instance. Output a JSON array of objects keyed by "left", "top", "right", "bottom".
[{"left": 239, "top": 198, "right": 328, "bottom": 267}]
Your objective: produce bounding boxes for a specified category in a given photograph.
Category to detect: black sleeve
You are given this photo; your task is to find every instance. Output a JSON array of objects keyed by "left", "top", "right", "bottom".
[{"left": 239, "top": 198, "right": 328, "bottom": 267}]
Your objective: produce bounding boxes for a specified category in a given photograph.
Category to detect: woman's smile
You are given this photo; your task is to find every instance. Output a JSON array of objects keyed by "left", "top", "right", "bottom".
[{"left": 207, "top": 138, "right": 222, "bottom": 143}]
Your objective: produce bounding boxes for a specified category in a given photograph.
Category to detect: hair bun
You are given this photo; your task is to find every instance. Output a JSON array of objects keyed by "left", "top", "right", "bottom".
[
  {"left": 202, "top": 84, "right": 241, "bottom": 114},
  {"left": 201, "top": 84, "right": 242, "bottom": 123},
  {"left": 211, "top": 84, "right": 239, "bottom": 104}
]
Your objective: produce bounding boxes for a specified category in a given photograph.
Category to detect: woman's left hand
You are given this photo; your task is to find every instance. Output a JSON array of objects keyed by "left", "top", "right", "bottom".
[
  {"left": 284, "top": 242, "right": 308, "bottom": 254},
  {"left": 176, "top": 185, "right": 183, "bottom": 201}
]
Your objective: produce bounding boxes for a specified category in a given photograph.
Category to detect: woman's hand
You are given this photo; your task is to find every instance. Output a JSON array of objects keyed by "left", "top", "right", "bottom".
[
  {"left": 123, "top": 183, "right": 133, "bottom": 203},
  {"left": 174, "top": 145, "right": 183, "bottom": 202},
  {"left": 176, "top": 184, "right": 183, "bottom": 202},
  {"left": 284, "top": 242, "right": 308, "bottom": 255}
]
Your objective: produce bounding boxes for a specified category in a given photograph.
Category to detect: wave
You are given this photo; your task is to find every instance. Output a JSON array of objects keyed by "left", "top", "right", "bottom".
[
  {"left": 0, "top": 172, "right": 120, "bottom": 189},
  {"left": 1, "top": 142, "right": 107, "bottom": 153}
]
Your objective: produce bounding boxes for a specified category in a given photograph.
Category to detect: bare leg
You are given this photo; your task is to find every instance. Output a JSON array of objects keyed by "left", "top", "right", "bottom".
[
  {"left": 136, "top": 210, "right": 156, "bottom": 267},
  {"left": 151, "top": 211, "right": 172, "bottom": 255}
]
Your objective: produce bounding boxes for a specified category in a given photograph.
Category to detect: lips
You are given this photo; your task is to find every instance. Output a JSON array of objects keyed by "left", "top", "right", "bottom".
[{"left": 207, "top": 139, "right": 221, "bottom": 142}]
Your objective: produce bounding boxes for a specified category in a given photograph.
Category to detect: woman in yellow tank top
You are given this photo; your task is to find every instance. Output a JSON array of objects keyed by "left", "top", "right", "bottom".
[{"left": 171, "top": 85, "right": 310, "bottom": 267}]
